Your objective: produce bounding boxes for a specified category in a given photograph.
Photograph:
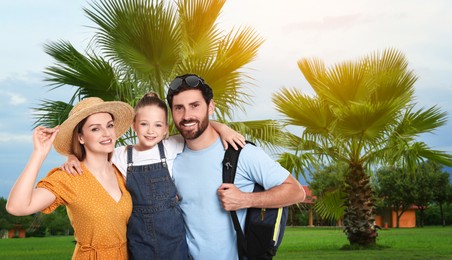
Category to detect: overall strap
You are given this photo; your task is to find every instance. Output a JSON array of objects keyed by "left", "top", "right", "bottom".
[
  {"left": 126, "top": 145, "right": 133, "bottom": 169},
  {"left": 157, "top": 141, "right": 167, "bottom": 168}
]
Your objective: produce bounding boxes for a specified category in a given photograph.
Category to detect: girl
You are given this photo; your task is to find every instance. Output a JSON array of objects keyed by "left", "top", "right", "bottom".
[
  {"left": 7, "top": 97, "right": 134, "bottom": 259},
  {"left": 63, "top": 92, "right": 245, "bottom": 259}
]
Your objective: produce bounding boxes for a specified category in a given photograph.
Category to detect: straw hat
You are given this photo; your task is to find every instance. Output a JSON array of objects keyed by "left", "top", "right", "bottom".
[{"left": 53, "top": 97, "right": 134, "bottom": 156}]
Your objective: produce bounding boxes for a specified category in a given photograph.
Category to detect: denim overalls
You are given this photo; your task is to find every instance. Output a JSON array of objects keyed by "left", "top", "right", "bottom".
[{"left": 126, "top": 142, "right": 189, "bottom": 259}]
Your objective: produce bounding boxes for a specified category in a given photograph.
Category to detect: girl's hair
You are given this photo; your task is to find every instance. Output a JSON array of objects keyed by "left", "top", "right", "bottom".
[
  {"left": 134, "top": 92, "right": 168, "bottom": 123},
  {"left": 70, "top": 113, "right": 115, "bottom": 161}
]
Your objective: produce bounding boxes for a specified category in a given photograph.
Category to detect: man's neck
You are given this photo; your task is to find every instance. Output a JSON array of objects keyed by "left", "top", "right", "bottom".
[{"left": 185, "top": 123, "right": 219, "bottom": 151}]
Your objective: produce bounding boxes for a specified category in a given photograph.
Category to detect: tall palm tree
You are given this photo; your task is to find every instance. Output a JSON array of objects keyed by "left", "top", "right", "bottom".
[
  {"left": 34, "top": 0, "right": 284, "bottom": 145},
  {"left": 273, "top": 48, "right": 452, "bottom": 246}
]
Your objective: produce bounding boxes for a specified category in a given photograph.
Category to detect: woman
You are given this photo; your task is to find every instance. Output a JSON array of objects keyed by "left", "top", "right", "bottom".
[{"left": 6, "top": 97, "right": 134, "bottom": 259}]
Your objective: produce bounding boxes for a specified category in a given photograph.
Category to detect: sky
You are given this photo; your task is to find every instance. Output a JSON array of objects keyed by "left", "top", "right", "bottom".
[{"left": 1, "top": 0, "right": 452, "bottom": 198}]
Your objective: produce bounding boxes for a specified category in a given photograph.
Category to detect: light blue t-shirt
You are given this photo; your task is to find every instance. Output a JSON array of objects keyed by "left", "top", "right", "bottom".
[{"left": 172, "top": 138, "right": 289, "bottom": 260}]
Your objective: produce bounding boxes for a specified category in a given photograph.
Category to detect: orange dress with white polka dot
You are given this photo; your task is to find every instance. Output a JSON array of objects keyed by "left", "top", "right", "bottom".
[{"left": 37, "top": 164, "right": 132, "bottom": 260}]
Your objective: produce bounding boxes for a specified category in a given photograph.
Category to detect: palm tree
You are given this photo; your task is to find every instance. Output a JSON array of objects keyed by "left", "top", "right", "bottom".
[
  {"left": 33, "top": 0, "right": 284, "bottom": 145},
  {"left": 273, "top": 48, "right": 452, "bottom": 246}
]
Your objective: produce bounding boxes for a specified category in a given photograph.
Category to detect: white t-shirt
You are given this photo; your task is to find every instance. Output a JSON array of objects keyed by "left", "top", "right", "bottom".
[{"left": 111, "top": 135, "right": 185, "bottom": 179}]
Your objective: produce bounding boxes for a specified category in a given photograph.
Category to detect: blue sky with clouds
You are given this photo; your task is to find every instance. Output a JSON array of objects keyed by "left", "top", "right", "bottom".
[{"left": 1, "top": 0, "right": 452, "bottom": 198}]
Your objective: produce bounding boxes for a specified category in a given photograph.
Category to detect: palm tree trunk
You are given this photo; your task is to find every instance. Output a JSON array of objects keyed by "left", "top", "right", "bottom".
[{"left": 343, "top": 162, "right": 377, "bottom": 246}]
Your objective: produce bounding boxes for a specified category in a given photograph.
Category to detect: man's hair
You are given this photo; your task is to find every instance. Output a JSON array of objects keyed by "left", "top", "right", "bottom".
[{"left": 166, "top": 74, "right": 213, "bottom": 108}]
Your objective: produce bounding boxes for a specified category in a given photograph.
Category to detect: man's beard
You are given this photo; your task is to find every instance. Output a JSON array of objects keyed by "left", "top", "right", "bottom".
[{"left": 176, "top": 115, "right": 209, "bottom": 140}]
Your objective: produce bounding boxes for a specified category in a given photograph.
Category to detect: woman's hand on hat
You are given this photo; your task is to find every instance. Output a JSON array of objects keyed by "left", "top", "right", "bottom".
[
  {"left": 33, "top": 126, "right": 59, "bottom": 156},
  {"left": 61, "top": 154, "right": 83, "bottom": 176}
]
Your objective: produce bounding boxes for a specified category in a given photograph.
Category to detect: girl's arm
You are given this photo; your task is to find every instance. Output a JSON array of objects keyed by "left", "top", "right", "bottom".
[
  {"left": 61, "top": 154, "right": 82, "bottom": 175},
  {"left": 210, "top": 121, "right": 246, "bottom": 150},
  {"left": 6, "top": 126, "right": 58, "bottom": 216}
]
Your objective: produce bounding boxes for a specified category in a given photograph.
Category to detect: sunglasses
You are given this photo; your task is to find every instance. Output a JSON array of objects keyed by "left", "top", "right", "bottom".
[{"left": 169, "top": 75, "right": 204, "bottom": 91}]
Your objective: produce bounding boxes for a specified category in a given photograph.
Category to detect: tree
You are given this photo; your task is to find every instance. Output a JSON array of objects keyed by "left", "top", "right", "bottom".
[
  {"left": 41, "top": 207, "right": 73, "bottom": 236},
  {"left": 430, "top": 165, "right": 452, "bottom": 227},
  {"left": 0, "top": 197, "right": 13, "bottom": 237},
  {"left": 0, "top": 197, "right": 34, "bottom": 237},
  {"left": 375, "top": 167, "right": 416, "bottom": 228},
  {"left": 412, "top": 161, "right": 443, "bottom": 227},
  {"left": 33, "top": 0, "right": 284, "bottom": 146},
  {"left": 273, "top": 48, "right": 452, "bottom": 246}
]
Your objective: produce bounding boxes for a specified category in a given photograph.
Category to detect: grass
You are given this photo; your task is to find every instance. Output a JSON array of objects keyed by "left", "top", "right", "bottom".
[
  {"left": 0, "top": 236, "right": 74, "bottom": 260},
  {"left": 0, "top": 227, "right": 451, "bottom": 259},
  {"left": 275, "top": 226, "right": 452, "bottom": 259}
]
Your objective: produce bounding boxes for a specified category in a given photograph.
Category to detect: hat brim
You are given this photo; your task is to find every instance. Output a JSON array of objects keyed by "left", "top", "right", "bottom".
[{"left": 53, "top": 101, "right": 133, "bottom": 156}]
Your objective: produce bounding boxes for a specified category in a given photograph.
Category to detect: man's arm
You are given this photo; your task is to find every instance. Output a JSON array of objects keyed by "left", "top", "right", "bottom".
[{"left": 217, "top": 174, "right": 305, "bottom": 211}]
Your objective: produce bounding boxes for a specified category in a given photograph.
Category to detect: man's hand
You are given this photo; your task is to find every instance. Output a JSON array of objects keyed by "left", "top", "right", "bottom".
[{"left": 217, "top": 183, "right": 250, "bottom": 211}]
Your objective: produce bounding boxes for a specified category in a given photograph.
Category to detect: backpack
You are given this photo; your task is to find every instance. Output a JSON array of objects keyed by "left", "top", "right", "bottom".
[{"left": 222, "top": 142, "right": 288, "bottom": 260}]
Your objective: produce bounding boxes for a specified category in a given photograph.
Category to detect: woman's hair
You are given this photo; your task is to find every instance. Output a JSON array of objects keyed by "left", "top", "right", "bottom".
[
  {"left": 70, "top": 113, "right": 115, "bottom": 161},
  {"left": 134, "top": 92, "right": 168, "bottom": 123}
]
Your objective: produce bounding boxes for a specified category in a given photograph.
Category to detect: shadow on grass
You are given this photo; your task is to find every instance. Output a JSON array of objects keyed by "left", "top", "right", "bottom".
[{"left": 341, "top": 244, "right": 391, "bottom": 250}]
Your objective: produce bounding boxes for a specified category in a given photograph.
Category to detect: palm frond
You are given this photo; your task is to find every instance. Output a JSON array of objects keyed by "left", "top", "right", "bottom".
[
  {"left": 177, "top": 0, "right": 225, "bottom": 59},
  {"left": 227, "top": 119, "right": 285, "bottom": 149},
  {"left": 32, "top": 100, "right": 73, "bottom": 128},
  {"left": 85, "top": 0, "right": 180, "bottom": 85},
  {"left": 297, "top": 57, "right": 327, "bottom": 95},
  {"left": 336, "top": 99, "right": 402, "bottom": 140},
  {"left": 277, "top": 152, "right": 312, "bottom": 181},
  {"left": 177, "top": 26, "right": 263, "bottom": 120},
  {"left": 43, "top": 40, "right": 120, "bottom": 100},
  {"left": 398, "top": 105, "right": 448, "bottom": 137},
  {"left": 313, "top": 188, "right": 346, "bottom": 221},
  {"left": 273, "top": 88, "right": 334, "bottom": 135}
]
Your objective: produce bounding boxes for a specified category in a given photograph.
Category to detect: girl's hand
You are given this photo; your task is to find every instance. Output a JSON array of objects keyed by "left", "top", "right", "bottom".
[
  {"left": 220, "top": 128, "right": 245, "bottom": 150},
  {"left": 211, "top": 121, "right": 246, "bottom": 150},
  {"left": 61, "top": 155, "right": 83, "bottom": 175}
]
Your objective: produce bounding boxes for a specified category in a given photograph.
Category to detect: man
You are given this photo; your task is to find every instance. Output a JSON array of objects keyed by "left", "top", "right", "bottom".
[{"left": 167, "top": 74, "right": 305, "bottom": 260}]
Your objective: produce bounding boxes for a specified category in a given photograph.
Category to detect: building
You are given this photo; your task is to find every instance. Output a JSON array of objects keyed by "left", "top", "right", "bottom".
[
  {"left": 7, "top": 225, "right": 26, "bottom": 238},
  {"left": 301, "top": 186, "right": 417, "bottom": 228}
]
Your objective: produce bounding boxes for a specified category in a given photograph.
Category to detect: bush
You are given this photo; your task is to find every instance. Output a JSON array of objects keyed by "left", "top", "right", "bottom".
[{"left": 417, "top": 204, "right": 452, "bottom": 226}]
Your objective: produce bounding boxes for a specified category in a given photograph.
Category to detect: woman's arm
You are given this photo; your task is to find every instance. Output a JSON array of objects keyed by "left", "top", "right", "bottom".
[
  {"left": 210, "top": 121, "right": 246, "bottom": 150},
  {"left": 6, "top": 126, "right": 58, "bottom": 216}
]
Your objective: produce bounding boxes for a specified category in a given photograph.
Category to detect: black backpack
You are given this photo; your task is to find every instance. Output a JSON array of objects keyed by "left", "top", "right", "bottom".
[{"left": 222, "top": 142, "right": 288, "bottom": 260}]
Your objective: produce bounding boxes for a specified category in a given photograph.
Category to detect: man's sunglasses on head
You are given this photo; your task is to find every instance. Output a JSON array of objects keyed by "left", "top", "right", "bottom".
[{"left": 169, "top": 75, "right": 204, "bottom": 91}]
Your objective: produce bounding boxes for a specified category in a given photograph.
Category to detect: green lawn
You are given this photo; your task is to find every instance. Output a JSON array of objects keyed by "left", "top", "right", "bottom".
[
  {"left": 0, "top": 226, "right": 451, "bottom": 259},
  {"left": 275, "top": 226, "right": 452, "bottom": 259}
]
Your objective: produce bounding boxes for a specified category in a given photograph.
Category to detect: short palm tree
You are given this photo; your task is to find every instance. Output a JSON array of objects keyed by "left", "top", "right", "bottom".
[
  {"left": 34, "top": 0, "right": 284, "bottom": 145},
  {"left": 273, "top": 48, "right": 452, "bottom": 246}
]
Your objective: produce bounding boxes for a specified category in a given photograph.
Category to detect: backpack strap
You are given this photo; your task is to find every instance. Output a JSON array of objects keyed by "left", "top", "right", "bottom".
[{"left": 222, "top": 141, "right": 255, "bottom": 260}]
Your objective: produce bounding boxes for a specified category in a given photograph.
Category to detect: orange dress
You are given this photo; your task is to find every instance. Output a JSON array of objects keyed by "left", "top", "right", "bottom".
[{"left": 37, "top": 163, "right": 132, "bottom": 260}]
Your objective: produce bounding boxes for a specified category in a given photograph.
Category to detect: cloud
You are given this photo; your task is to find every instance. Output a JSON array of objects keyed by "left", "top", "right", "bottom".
[
  {"left": 0, "top": 90, "right": 25, "bottom": 105},
  {"left": 0, "top": 132, "right": 31, "bottom": 143},
  {"left": 10, "top": 95, "right": 26, "bottom": 105},
  {"left": 283, "top": 14, "right": 374, "bottom": 33}
]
